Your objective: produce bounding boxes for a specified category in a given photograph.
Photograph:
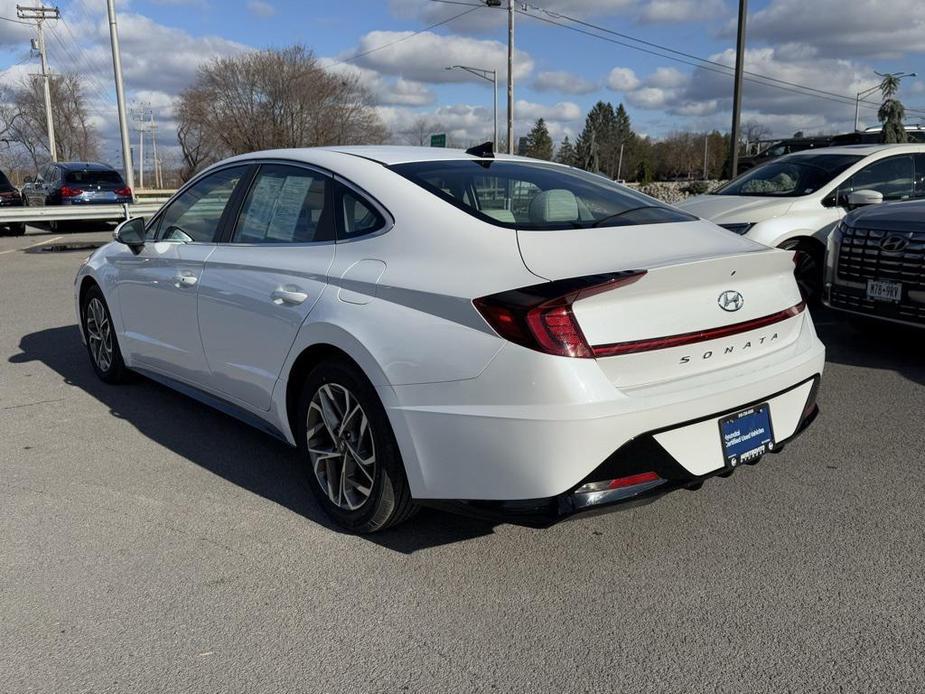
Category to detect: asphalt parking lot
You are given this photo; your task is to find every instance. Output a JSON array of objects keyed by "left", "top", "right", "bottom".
[{"left": 2, "top": 226, "right": 924, "bottom": 694}]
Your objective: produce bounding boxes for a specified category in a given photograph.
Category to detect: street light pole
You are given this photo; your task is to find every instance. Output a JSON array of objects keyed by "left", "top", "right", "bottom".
[
  {"left": 106, "top": 0, "right": 135, "bottom": 192},
  {"left": 728, "top": 0, "right": 748, "bottom": 179},
  {"left": 854, "top": 72, "right": 916, "bottom": 132},
  {"left": 507, "top": 0, "right": 514, "bottom": 154},
  {"left": 446, "top": 65, "right": 498, "bottom": 146}
]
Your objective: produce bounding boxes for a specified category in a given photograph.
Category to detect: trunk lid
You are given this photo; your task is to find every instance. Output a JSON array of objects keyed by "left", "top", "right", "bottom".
[{"left": 516, "top": 221, "right": 805, "bottom": 388}]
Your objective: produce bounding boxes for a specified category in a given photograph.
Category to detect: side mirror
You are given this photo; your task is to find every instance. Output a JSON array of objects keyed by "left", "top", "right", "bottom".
[
  {"left": 847, "top": 189, "right": 884, "bottom": 208},
  {"left": 114, "top": 217, "right": 145, "bottom": 247}
]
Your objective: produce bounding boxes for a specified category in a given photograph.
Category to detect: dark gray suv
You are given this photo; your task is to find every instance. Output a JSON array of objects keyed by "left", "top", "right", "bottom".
[{"left": 23, "top": 162, "right": 133, "bottom": 208}]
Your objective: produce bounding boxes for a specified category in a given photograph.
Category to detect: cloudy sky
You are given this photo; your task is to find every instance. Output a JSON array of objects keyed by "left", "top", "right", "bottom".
[{"left": 1, "top": 0, "right": 924, "bottom": 164}]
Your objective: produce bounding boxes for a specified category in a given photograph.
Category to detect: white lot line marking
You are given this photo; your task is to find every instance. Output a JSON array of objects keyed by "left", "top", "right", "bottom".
[{"left": 0, "top": 235, "right": 63, "bottom": 256}]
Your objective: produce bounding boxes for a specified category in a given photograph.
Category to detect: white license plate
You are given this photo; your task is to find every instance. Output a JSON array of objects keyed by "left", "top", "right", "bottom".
[{"left": 866, "top": 279, "right": 902, "bottom": 302}]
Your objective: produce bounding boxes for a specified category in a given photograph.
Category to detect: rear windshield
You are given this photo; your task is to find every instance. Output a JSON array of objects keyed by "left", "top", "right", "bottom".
[
  {"left": 65, "top": 169, "right": 124, "bottom": 185},
  {"left": 713, "top": 153, "right": 862, "bottom": 197},
  {"left": 390, "top": 160, "right": 696, "bottom": 230}
]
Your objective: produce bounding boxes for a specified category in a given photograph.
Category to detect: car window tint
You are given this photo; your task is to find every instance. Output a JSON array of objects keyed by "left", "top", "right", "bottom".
[
  {"left": 339, "top": 188, "right": 384, "bottom": 238},
  {"left": 158, "top": 166, "right": 246, "bottom": 243},
  {"left": 911, "top": 154, "right": 925, "bottom": 198},
  {"left": 233, "top": 165, "right": 331, "bottom": 244},
  {"left": 65, "top": 170, "right": 124, "bottom": 185},
  {"left": 844, "top": 156, "right": 914, "bottom": 201},
  {"left": 392, "top": 160, "right": 695, "bottom": 230}
]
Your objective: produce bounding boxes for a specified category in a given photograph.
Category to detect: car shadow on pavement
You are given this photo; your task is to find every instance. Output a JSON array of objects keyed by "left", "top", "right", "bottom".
[
  {"left": 812, "top": 307, "right": 925, "bottom": 386},
  {"left": 10, "top": 325, "right": 499, "bottom": 554}
]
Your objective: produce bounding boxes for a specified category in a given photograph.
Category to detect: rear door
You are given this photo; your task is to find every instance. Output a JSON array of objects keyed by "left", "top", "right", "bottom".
[
  {"left": 197, "top": 162, "right": 336, "bottom": 411},
  {"left": 113, "top": 165, "right": 250, "bottom": 384}
]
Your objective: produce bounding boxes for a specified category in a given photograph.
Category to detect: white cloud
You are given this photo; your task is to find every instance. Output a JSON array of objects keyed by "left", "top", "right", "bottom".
[
  {"left": 639, "top": 0, "right": 726, "bottom": 23},
  {"left": 745, "top": 0, "right": 925, "bottom": 59},
  {"left": 246, "top": 0, "right": 276, "bottom": 18},
  {"left": 515, "top": 99, "right": 583, "bottom": 122},
  {"left": 322, "top": 60, "right": 436, "bottom": 107},
  {"left": 647, "top": 67, "right": 686, "bottom": 89},
  {"left": 533, "top": 70, "right": 598, "bottom": 95},
  {"left": 607, "top": 67, "right": 640, "bottom": 91},
  {"left": 347, "top": 30, "right": 533, "bottom": 84}
]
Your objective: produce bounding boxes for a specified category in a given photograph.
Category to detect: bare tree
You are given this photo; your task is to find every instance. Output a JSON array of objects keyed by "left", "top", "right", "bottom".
[
  {"left": 175, "top": 45, "right": 388, "bottom": 179},
  {"left": 6, "top": 74, "right": 99, "bottom": 168}
]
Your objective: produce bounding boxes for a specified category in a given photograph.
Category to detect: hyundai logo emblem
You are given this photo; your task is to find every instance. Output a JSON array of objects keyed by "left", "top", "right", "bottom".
[
  {"left": 880, "top": 235, "right": 909, "bottom": 252},
  {"left": 718, "top": 290, "right": 744, "bottom": 312}
]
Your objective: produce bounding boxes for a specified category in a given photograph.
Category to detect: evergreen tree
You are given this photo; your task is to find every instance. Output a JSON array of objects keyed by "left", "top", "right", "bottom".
[
  {"left": 878, "top": 73, "right": 907, "bottom": 144},
  {"left": 524, "top": 118, "right": 554, "bottom": 160},
  {"left": 556, "top": 135, "right": 576, "bottom": 165},
  {"left": 575, "top": 101, "right": 615, "bottom": 173}
]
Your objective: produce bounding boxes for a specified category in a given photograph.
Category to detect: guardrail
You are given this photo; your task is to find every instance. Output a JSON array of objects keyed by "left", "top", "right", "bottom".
[{"left": 0, "top": 201, "right": 165, "bottom": 224}]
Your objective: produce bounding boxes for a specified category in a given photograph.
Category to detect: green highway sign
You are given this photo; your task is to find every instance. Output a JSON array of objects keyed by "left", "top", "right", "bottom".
[{"left": 430, "top": 133, "right": 447, "bottom": 148}]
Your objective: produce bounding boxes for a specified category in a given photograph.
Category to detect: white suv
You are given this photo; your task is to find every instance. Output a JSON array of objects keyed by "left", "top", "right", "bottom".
[{"left": 679, "top": 144, "right": 925, "bottom": 299}]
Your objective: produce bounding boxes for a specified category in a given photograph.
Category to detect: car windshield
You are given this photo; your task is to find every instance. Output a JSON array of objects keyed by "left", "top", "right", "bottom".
[
  {"left": 65, "top": 169, "right": 124, "bottom": 185},
  {"left": 390, "top": 160, "right": 696, "bottom": 229},
  {"left": 712, "top": 154, "right": 862, "bottom": 197}
]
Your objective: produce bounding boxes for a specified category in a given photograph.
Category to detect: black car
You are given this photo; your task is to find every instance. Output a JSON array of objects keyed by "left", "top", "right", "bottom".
[
  {"left": 23, "top": 161, "right": 133, "bottom": 208},
  {"left": 824, "top": 199, "right": 925, "bottom": 327},
  {"left": 737, "top": 137, "right": 833, "bottom": 174},
  {"left": 0, "top": 169, "right": 26, "bottom": 236}
]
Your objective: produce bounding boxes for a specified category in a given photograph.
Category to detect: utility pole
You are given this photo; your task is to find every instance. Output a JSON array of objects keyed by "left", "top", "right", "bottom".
[
  {"left": 506, "top": 0, "right": 514, "bottom": 154},
  {"left": 17, "top": 5, "right": 59, "bottom": 162},
  {"left": 728, "top": 0, "right": 748, "bottom": 179},
  {"left": 703, "top": 135, "right": 709, "bottom": 180},
  {"left": 107, "top": 0, "right": 134, "bottom": 192},
  {"left": 131, "top": 103, "right": 152, "bottom": 190}
]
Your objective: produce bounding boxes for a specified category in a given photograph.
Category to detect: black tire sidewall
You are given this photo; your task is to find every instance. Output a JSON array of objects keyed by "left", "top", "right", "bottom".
[
  {"left": 296, "top": 359, "right": 408, "bottom": 532},
  {"left": 81, "top": 286, "right": 127, "bottom": 383}
]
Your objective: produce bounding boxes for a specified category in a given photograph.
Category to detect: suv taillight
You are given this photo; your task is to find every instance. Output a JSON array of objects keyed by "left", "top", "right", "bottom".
[
  {"left": 473, "top": 271, "right": 646, "bottom": 358},
  {"left": 114, "top": 186, "right": 133, "bottom": 197},
  {"left": 60, "top": 186, "right": 83, "bottom": 197}
]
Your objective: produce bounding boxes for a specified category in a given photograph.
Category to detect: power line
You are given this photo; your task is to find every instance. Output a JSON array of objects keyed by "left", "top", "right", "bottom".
[
  {"left": 0, "top": 14, "right": 32, "bottom": 25},
  {"left": 516, "top": 7, "right": 925, "bottom": 117},
  {"left": 330, "top": 5, "right": 481, "bottom": 66}
]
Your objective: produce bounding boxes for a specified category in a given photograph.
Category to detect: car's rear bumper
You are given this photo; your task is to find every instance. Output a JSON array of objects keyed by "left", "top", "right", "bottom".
[
  {"left": 418, "top": 376, "right": 820, "bottom": 527},
  {"left": 386, "top": 312, "right": 825, "bottom": 502}
]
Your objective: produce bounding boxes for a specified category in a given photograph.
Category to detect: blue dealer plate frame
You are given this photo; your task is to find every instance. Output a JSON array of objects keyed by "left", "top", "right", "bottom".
[{"left": 719, "top": 403, "right": 775, "bottom": 467}]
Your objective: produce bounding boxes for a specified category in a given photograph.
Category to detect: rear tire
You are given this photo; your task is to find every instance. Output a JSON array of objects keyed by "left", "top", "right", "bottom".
[
  {"left": 6, "top": 223, "right": 26, "bottom": 236},
  {"left": 81, "top": 285, "right": 130, "bottom": 384},
  {"left": 780, "top": 239, "right": 823, "bottom": 304},
  {"left": 296, "top": 358, "right": 416, "bottom": 533}
]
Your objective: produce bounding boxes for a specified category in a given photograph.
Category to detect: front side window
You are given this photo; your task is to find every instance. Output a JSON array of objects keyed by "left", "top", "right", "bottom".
[
  {"left": 840, "top": 155, "right": 914, "bottom": 202},
  {"left": 391, "top": 160, "right": 694, "bottom": 230},
  {"left": 157, "top": 166, "right": 247, "bottom": 243},
  {"left": 714, "top": 154, "right": 862, "bottom": 197},
  {"left": 233, "top": 164, "right": 332, "bottom": 244}
]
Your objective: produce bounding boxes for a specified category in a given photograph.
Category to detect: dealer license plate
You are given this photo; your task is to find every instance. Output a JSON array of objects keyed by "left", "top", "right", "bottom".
[{"left": 719, "top": 403, "right": 775, "bottom": 467}]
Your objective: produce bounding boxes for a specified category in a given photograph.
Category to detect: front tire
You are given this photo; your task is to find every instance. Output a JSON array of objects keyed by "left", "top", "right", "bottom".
[
  {"left": 296, "top": 359, "right": 416, "bottom": 533},
  {"left": 81, "top": 285, "right": 130, "bottom": 384}
]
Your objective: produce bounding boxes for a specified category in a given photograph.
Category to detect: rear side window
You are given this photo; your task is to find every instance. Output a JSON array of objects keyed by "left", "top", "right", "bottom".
[
  {"left": 337, "top": 186, "right": 385, "bottom": 239},
  {"left": 65, "top": 169, "right": 124, "bottom": 185},
  {"left": 391, "top": 160, "right": 695, "bottom": 230},
  {"left": 233, "top": 164, "right": 332, "bottom": 244}
]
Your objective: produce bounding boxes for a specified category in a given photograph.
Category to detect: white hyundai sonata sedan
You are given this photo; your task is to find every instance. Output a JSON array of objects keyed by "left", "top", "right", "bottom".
[{"left": 75, "top": 145, "right": 824, "bottom": 532}]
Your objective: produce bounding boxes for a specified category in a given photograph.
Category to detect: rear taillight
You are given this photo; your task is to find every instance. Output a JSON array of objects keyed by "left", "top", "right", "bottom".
[
  {"left": 114, "top": 186, "right": 133, "bottom": 197},
  {"left": 574, "top": 471, "right": 663, "bottom": 495},
  {"left": 60, "top": 186, "right": 83, "bottom": 197},
  {"left": 473, "top": 270, "right": 646, "bottom": 358}
]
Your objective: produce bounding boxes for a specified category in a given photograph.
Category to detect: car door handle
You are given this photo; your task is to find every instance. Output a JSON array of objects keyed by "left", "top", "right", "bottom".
[
  {"left": 271, "top": 288, "right": 308, "bottom": 305},
  {"left": 174, "top": 272, "right": 198, "bottom": 288}
]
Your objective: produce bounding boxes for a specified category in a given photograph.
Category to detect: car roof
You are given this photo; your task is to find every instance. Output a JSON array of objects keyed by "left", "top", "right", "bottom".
[
  {"left": 55, "top": 161, "right": 116, "bottom": 171},
  {"left": 226, "top": 145, "right": 540, "bottom": 166},
  {"left": 788, "top": 143, "right": 925, "bottom": 157}
]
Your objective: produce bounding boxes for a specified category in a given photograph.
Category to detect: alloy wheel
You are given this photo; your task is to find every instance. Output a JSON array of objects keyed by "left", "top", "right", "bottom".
[
  {"left": 85, "top": 297, "right": 113, "bottom": 372},
  {"left": 306, "top": 383, "right": 377, "bottom": 511}
]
